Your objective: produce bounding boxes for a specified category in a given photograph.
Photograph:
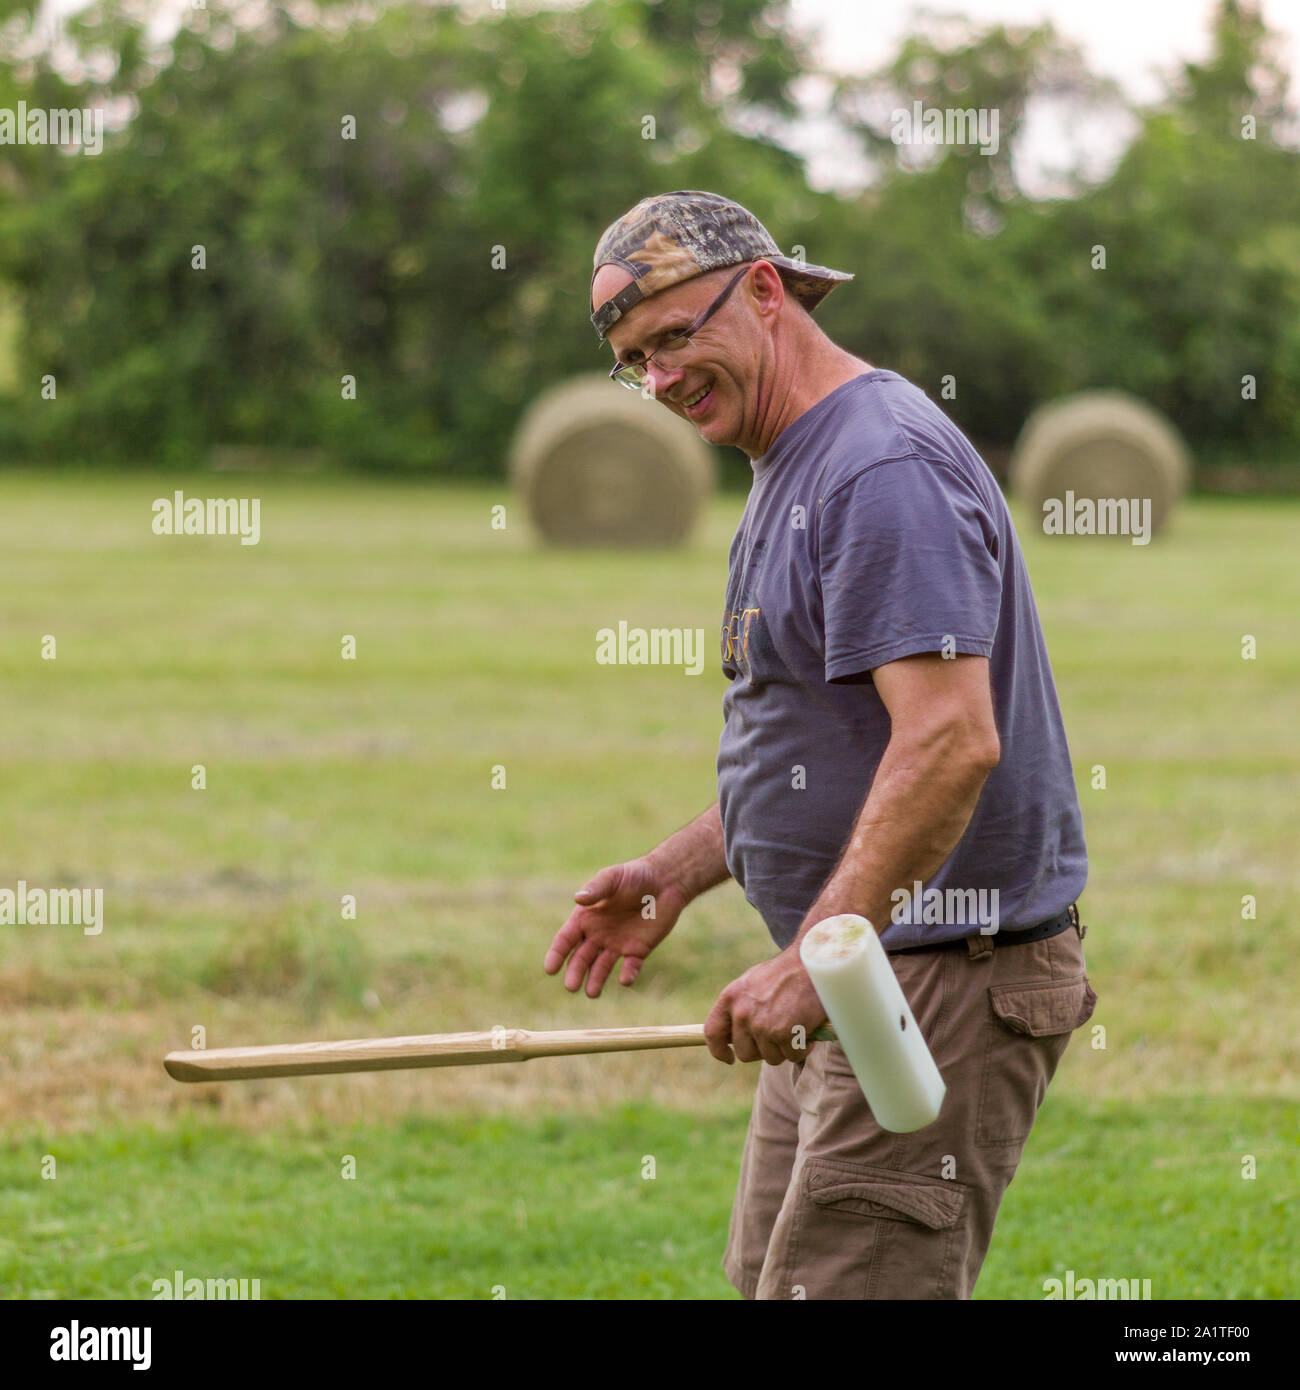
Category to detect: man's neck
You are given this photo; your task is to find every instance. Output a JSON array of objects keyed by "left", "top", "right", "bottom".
[{"left": 744, "top": 340, "right": 874, "bottom": 460}]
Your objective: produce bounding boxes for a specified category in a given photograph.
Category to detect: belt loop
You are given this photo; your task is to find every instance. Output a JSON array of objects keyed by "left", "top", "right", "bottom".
[{"left": 966, "top": 933, "right": 994, "bottom": 961}]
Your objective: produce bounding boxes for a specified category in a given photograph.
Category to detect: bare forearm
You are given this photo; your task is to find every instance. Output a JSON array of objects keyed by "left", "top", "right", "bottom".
[
  {"left": 792, "top": 734, "right": 996, "bottom": 948},
  {"left": 647, "top": 802, "right": 731, "bottom": 904}
]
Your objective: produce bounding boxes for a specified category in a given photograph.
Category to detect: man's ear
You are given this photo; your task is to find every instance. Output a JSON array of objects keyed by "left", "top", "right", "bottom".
[{"left": 748, "top": 260, "right": 787, "bottom": 320}]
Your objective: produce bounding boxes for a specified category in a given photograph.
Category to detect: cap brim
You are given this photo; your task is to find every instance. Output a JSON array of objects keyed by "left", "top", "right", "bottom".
[{"left": 765, "top": 257, "right": 854, "bottom": 313}]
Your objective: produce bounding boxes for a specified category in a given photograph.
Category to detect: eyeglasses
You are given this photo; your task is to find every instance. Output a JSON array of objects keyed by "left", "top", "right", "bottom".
[{"left": 608, "top": 264, "right": 751, "bottom": 390}]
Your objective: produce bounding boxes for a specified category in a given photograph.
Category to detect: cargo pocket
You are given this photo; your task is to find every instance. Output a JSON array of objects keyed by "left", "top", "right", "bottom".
[
  {"left": 805, "top": 1161, "right": 966, "bottom": 1227},
  {"left": 988, "top": 975, "right": 1097, "bottom": 1037},
  {"left": 976, "top": 975, "right": 1097, "bottom": 1147},
  {"left": 793, "top": 1160, "right": 968, "bottom": 1298}
]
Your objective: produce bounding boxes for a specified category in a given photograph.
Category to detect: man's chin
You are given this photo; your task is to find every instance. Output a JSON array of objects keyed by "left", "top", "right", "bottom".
[
  {"left": 690, "top": 411, "right": 727, "bottom": 442},
  {"left": 694, "top": 422, "right": 725, "bottom": 446}
]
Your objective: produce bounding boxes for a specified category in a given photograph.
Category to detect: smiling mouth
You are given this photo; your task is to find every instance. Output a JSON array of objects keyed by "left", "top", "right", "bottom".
[{"left": 682, "top": 383, "right": 712, "bottom": 416}]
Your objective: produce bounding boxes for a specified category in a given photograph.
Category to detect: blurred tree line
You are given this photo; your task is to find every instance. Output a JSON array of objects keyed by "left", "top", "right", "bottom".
[{"left": 0, "top": 0, "right": 1294, "bottom": 485}]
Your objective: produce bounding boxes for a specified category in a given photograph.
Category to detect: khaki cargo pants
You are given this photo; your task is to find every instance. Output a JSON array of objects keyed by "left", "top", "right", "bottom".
[{"left": 723, "top": 919, "right": 1097, "bottom": 1299}]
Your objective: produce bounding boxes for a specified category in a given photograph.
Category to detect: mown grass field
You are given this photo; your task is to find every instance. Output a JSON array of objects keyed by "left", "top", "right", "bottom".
[{"left": 1, "top": 471, "right": 1297, "bottom": 1299}]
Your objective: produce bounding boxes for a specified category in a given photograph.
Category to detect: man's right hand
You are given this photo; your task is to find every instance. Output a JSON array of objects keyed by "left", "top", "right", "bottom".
[{"left": 543, "top": 858, "right": 686, "bottom": 998}]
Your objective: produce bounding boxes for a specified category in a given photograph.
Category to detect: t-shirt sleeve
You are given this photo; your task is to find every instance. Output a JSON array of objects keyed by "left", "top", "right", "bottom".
[{"left": 815, "top": 455, "right": 1002, "bottom": 683}]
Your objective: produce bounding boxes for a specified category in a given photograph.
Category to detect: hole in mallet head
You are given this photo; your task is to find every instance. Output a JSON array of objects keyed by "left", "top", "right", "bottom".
[{"left": 900, "top": 1014, "right": 907, "bottom": 1030}]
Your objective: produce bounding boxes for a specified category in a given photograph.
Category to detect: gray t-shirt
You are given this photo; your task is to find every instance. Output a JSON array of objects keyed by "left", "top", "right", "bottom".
[{"left": 716, "top": 369, "right": 1087, "bottom": 950}]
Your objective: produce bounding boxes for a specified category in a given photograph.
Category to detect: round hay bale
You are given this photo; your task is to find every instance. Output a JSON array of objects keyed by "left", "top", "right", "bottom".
[
  {"left": 1009, "top": 391, "right": 1190, "bottom": 538},
  {"left": 509, "top": 374, "right": 716, "bottom": 547}
]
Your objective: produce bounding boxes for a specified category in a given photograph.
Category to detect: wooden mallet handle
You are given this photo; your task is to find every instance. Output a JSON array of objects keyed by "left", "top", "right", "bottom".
[
  {"left": 164, "top": 1025, "right": 708, "bottom": 1082},
  {"left": 164, "top": 1023, "right": 838, "bottom": 1081}
]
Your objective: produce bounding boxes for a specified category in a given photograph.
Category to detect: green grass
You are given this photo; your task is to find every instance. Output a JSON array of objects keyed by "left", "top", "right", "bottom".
[
  {"left": 1, "top": 1096, "right": 1293, "bottom": 1299},
  {"left": 0, "top": 470, "right": 1296, "bottom": 1297},
  {"left": 0, "top": 1106, "right": 741, "bottom": 1300}
]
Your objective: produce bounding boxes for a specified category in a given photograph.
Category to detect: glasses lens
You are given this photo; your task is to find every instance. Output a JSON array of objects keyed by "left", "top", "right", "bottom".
[{"left": 614, "top": 363, "right": 647, "bottom": 389}]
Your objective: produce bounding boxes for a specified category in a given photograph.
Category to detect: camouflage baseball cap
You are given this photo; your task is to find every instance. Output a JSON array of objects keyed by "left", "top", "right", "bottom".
[{"left": 590, "top": 189, "right": 853, "bottom": 340}]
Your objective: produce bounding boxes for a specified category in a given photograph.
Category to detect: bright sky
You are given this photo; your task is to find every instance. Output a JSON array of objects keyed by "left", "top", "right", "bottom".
[
  {"left": 791, "top": 0, "right": 1299, "bottom": 98},
  {"left": 784, "top": 0, "right": 1300, "bottom": 193},
  {"left": 46, "top": 0, "right": 1300, "bottom": 91},
  {"left": 40, "top": 0, "right": 1300, "bottom": 194}
]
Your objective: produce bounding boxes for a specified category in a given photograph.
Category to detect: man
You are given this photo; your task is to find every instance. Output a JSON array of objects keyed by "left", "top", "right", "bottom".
[{"left": 543, "top": 190, "right": 1097, "bottom": 1300}]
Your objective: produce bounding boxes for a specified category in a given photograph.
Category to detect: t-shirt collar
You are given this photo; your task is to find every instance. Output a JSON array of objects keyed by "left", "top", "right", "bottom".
[{"left": 752, "top": 372, "right": 883, "bottom": 479}]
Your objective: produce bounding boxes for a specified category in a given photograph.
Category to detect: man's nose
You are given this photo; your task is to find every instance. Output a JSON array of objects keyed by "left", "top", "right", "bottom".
[{"left": 645, "top": 359, "right": 685, "bottom": 399}]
